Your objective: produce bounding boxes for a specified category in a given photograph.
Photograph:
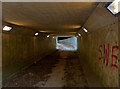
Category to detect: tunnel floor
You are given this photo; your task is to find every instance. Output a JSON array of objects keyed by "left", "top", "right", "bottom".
[{"left": 3, "top": 51, "right": 102, "bottom": 87}]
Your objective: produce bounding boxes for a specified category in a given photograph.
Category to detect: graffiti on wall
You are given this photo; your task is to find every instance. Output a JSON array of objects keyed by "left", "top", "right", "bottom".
[{"left": 99, "top": 43, "right": 118, "bottom": 68}]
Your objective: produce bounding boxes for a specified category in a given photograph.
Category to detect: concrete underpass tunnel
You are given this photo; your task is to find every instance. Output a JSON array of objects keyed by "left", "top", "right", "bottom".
[{"left": 1, "top": 1, "right": 120, "bottom": 88}]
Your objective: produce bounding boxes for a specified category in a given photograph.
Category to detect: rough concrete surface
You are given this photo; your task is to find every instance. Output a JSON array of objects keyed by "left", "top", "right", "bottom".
[
  {"left": 78, "top": 3, "right": 119, "bottom": 87},
  {"left": 2, "top": 29, "right": 56, "bottom": 82},
  {"left": 3, "top": 51, "right": 102, "bottom": 87}
]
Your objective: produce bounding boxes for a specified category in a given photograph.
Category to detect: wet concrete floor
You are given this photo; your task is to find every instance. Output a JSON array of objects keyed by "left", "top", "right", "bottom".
[{"left": 3, "top": 51, "right": 102, "bottom": 87}]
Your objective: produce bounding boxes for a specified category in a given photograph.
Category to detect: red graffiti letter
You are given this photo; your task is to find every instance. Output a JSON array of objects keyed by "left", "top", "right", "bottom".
[
  {"left": 103, "top": 44, "right": 109, "bottom": 66},
  {"left": 111, "top": 46, "right": 119, "bottom": 68},
  {"left": 99, "top": 45, "right": 102, "bottom": 60}
]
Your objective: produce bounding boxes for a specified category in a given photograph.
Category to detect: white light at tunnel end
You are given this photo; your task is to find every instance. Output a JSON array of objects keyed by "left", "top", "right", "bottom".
[
  {"left": 3, "top": 26, "right": 12, "bottom": 31},
  {"left": 47, "top": 35, "right": 50, "bottom": 38},
  {"left": 35, "top": 32, "right": 39, "bottom": 36},
  {"left": 82, "top": 27, "right": 88, "bottom": 33}
]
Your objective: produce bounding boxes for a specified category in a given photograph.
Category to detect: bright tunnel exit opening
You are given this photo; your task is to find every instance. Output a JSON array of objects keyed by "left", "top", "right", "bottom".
[{"left": 56, "top": 36, "right": 77, "bottom": 51}]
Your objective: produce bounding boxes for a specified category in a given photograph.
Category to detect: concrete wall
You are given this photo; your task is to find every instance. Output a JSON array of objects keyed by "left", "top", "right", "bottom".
[
  {"left": 2, "top": 22, "right": 56, "bottom": 81},
  {"left": 78, "top": 3, "right": 119, "bottom": 87},
  {"left": 0, "top": 32, "right": 1, "bottom": 86},
  {"left": 118, "top": 14, "right": 120, "bottom": 88}
]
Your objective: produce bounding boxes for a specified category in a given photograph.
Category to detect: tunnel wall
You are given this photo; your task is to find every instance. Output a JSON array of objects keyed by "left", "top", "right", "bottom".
[
  {"left": 118, "top": 15, "right": 120, "bottom": 87},
  {"left": 0, "top": 31, "right": 1, "bottom": 86},
  {"left": 2, "top": 23, "right": 56, "bottom": 81},
  {"left": 78, "top": 3, "right": 119, "bottom": 87}
]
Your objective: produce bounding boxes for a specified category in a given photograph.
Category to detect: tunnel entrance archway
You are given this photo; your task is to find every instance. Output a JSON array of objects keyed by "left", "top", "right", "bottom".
[{"left": 56, "top": 36, "right": 77, "bottom": 51}]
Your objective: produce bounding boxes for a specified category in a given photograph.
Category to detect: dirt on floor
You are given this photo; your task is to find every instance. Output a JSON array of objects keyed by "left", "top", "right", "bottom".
[
  {"left": 3, "top": 52, "right": 59, "bottom": 87},
  {"left": 3, "top": 51, "right": 101, "bottom": 87}
]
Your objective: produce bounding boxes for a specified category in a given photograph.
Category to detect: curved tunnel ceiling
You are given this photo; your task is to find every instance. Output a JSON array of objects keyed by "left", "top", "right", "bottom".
[{"left": 2, "top": 2, "right": 98, "bottom": 35}]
